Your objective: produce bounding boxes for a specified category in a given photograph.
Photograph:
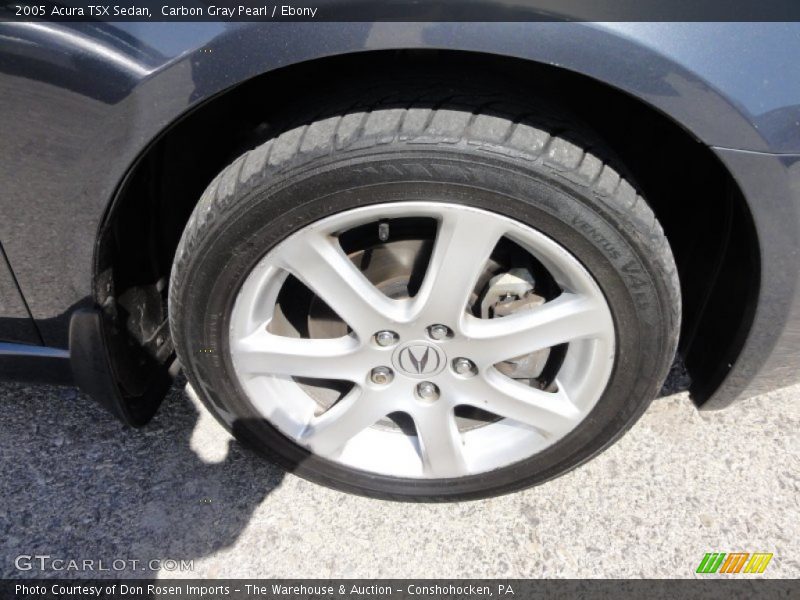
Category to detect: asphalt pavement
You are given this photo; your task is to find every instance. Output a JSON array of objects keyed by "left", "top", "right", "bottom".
[{"left": 1, "top": 376, "right": 797, "bottom": 579}]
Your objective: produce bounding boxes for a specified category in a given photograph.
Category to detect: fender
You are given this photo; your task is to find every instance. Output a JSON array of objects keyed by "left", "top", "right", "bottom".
[{"left": 0, "top": 19, "right": 799, "bottom": 413}]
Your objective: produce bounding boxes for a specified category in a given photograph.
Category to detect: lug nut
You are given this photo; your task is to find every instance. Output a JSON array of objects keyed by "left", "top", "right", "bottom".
[
  {"left": 416, "top": 381, "right": 440, "bottom": 401},
  {"left": 453, "top": 357, "right": 477, "bottom": 376},
  {"left": 374, "top": 330, "right": 398, "bottom": 347},
  {"left": 370, "top": 366, "right": 394, "bottom": 385},
  {"left": 428, "top": 324, "right": 451, "bottom": 341}
]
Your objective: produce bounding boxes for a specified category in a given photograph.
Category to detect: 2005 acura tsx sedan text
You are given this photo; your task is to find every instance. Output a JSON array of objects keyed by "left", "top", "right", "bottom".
[{"left": 1, "top": 17, "right": 800, "bottom": 500}]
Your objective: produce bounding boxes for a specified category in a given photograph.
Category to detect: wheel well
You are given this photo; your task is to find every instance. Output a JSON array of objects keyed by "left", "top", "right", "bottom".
[{"left": 96, "top": 49, "right": 759, "bottom": 408}]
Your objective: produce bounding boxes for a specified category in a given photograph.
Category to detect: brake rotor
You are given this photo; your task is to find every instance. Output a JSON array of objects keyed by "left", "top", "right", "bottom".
[{"left": 307, "top": 239, "right": 428, "bottom": 339}]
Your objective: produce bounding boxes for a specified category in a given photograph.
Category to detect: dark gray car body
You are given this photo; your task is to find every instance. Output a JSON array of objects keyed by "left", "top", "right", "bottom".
[{"left": 1, "top": 20, "right": 799, "bottom": 420}]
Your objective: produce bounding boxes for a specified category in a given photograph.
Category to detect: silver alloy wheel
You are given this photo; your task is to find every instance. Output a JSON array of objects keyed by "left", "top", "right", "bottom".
[{"left": 229, "top": 202, "right": 615, "bottom": 478}]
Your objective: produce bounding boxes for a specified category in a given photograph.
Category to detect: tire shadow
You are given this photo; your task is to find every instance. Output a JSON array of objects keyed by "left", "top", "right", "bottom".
[{"left": 0, "top": 380, "right": 284, "bottom": 579}]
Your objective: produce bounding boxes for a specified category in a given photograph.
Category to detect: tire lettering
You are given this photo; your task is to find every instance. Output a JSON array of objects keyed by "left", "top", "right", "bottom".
[{"left": 571, "top": 216, "right": 621, "bottom": 259}]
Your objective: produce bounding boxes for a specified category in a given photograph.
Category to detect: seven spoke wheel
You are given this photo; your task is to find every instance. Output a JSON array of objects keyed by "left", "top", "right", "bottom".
[{"left": 229, "top": 203, "right": 615, "bottom": 478}]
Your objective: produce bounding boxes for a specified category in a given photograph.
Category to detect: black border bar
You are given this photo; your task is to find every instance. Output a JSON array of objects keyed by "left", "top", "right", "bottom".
[
  {"left": 5, "top": 0, "right": 800, "bottom": 22},
  {"left": 3, "top": 579, "right": 800, "bottom": 599}
]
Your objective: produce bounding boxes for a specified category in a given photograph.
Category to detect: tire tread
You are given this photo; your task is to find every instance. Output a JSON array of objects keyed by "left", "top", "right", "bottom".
[{"left": 173, "top": 100, "right": 679, "bottom": 349}]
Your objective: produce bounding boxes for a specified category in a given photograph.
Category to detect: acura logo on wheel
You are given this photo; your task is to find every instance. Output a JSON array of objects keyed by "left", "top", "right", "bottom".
[{"left": 395, "top": 343, "right": 445, "bottom": 377}]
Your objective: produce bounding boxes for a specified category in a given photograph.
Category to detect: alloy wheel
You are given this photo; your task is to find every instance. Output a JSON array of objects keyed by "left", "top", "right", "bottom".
[{"left": 229, "top": 202, "right": 615, "bottom": 478}]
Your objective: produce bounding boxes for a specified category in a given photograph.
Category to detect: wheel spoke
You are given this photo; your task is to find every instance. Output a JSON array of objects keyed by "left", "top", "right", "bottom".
[
  {"left": 232, "top": 329, "right": 363, "bottom": 380},
  {"left": 462, "top": 371, "right": 582, "bottom": 436},
  {"left": 272, "top": 230, "right": 405, "bottom": 337},
  {"left": 414, "top": 407, "right": 468, "bottom": 477},
  {"left": 299, "top": 388, "right": 389, "bottom": 456},
  {"left": 464, "top": 292, "right": 611, "bottom": 364},
  {"left": 412, "top": 209, "right": 506, "bottom": 328}
]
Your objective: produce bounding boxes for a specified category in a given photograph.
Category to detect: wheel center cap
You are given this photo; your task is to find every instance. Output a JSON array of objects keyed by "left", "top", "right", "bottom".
[{"left": 392, "top": 341, "right": 447, "bottom": 378}]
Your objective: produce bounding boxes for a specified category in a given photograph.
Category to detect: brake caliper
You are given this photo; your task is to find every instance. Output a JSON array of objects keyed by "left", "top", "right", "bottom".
[{"left": 480, "top": 268, "right": 550, "bottom": 385}]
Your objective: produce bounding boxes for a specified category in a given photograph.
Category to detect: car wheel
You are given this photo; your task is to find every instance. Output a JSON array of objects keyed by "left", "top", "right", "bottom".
[{"left": 169, "top": 100, "right": 680, "bottom": 500}]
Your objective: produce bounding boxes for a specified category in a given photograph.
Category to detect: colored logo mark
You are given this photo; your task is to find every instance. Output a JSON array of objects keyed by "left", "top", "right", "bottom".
[{"left": 696, "top": 552, "right": 773, "bottom": 574}]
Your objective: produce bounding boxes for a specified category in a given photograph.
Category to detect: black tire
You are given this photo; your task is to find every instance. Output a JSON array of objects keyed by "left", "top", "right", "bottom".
[{"left": 169, "top": 97, "right": 680, "bottom": 501}]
